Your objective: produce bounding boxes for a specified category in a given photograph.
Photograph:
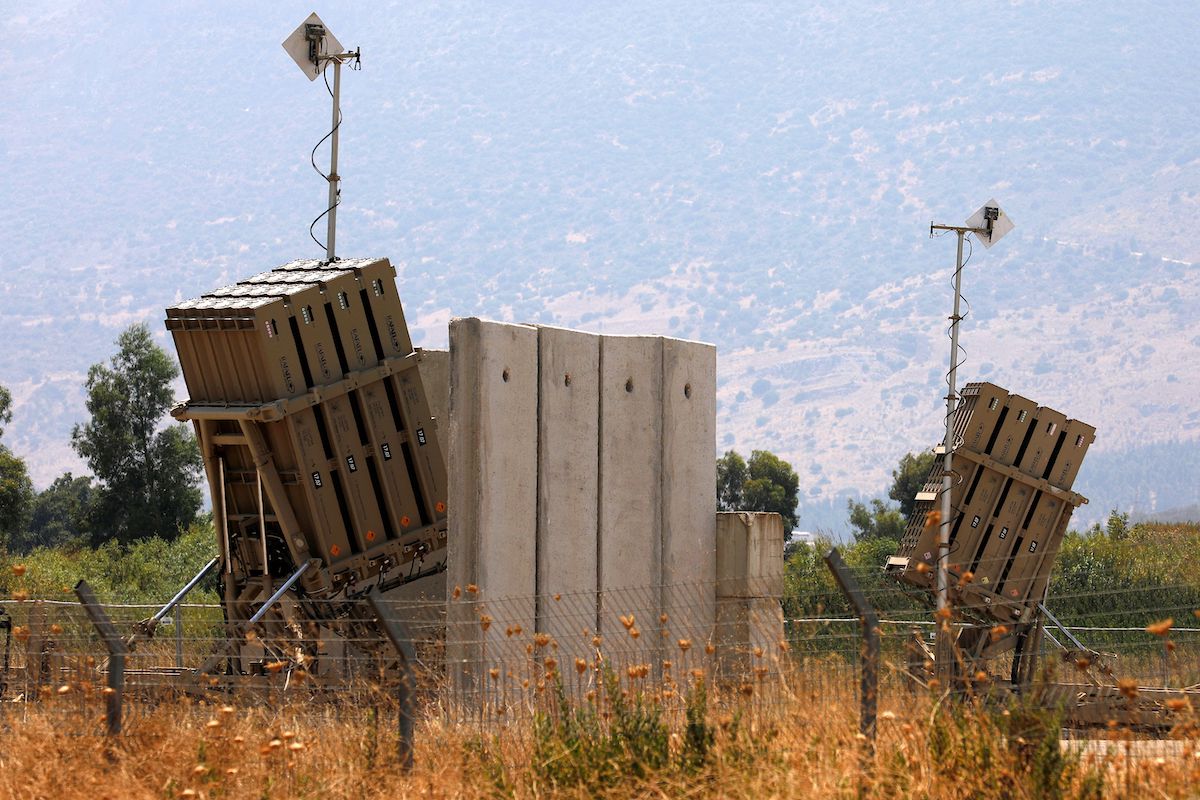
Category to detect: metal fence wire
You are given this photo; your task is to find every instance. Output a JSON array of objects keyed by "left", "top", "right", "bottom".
[{"left": 1, "top": 562, "right": 1199, "bottom": 765}]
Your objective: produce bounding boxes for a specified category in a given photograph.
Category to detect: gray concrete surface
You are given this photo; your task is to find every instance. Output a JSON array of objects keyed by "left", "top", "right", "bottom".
[
  {"left": 661, "top": 337, "right": 718, "bottom": 644},
  {"left": 715, "top": 512, "right": 786, "bottom": 682},
  {"left": 598, "top": 335, "right": 663, "bottom": 666},
  {"left": 536, "top": 326, "right": 600, "bottom": 658},
  {"left": 418, "top": 348, "right": 449, "bottom": 432},
  {"left": 446, "top": 318, "right": 538, "bottom": 689}
]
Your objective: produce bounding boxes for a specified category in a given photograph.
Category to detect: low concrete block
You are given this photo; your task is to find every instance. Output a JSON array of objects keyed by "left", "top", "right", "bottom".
[
  {"left": 715, "top": 512, "right": 785, "bottom": 683},
  {"left": 716, "top": 512, "right": 785, "bottom": 599},
  {"left": 714, "top": 596, "right": 786, "bottom": 683}
]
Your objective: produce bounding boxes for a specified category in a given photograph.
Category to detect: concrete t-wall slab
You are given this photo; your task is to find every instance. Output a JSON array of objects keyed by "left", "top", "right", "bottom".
[
  {"left": 598, "top": 335, "right": 663, "bottom": 666},
  {"left": 418, "top": 348, "right": 449, "bottom": 432},
  {"left": 536, "top": 326, "right": 600, "bottom": 658},
  {"left": 446, "top": 318, "right": 538, "bottom": 691},
  {"left": 660, "top": 337, "right": 717, "bottom": 644}
]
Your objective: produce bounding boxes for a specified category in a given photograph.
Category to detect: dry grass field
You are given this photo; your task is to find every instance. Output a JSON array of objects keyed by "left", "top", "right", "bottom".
[{"left": 2, "top": 668, "right": 1198, "bottom": 800}]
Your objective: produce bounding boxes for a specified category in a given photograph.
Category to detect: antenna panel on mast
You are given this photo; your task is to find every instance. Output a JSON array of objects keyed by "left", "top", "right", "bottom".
[
  {"left": 965, "top": 198, "right": 1014, "bottom": 248},
  {"left": 282, "top": 12, "right": 344, "bottom": 81}
]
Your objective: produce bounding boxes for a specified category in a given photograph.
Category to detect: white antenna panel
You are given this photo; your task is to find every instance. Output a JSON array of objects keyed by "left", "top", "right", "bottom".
[
  {"left": 964, "top": 199, "right": 1015, "bottom": 249},
  {"left": 282, "top": 12, "right": 344, "bottom": 81}
]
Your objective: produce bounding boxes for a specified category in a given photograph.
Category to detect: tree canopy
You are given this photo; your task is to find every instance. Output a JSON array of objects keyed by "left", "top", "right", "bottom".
[
  {"left": 0, "top": 383, "right": 11, "bottom": 440},
  {"left": 71, "top": 324, "right": 202, "bottom": 544},
  {"left": 716, "top": 449, "right": 799, "bottom": 529},
  {"left": 888, "top": 450, "right": 937, "bottom": 520}
]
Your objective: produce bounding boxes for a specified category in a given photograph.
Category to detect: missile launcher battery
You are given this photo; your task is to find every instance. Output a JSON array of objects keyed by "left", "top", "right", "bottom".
[
  {"left": 886, "top": 382, "right": 1095, "bottom": 626},
  {"left": 165, "top": 257, "right": 446, "bottom": 618}
]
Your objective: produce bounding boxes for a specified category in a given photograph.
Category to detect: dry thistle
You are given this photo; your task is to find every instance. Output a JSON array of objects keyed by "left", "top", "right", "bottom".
[
  {"left": 662, "top": 660, "right": 672, "bottom": 671},
  {"left": 451, "top": 585, "right": 462, "bottom": 599},
  {"left": 489, "top": 668, "right": 500, "bottom": 681},
  {"left": 753, "top": 646, "right": 764, "bottom": 658},
  {"left": 659, "top": 613, "right": 669, "bottom": 624},
  {"left": 915, "top": 561, "right": 930, "bottom": 574},
  {"left": 265, "top": 660, "right": 286, "bottom": 674},
  {"left": 957, "top": 570, "right": 974, "bottom": 587},
  {"left": 1145, "top": 618, "right": 1174, "bottom": 637},
  {"left": 466, "top": 584, "right": 479, "bottom": 595},
  {"left": 554, "top": 593, "right": 561, "bottom": 601},
  {"left": 49, "top": 624, "right": 63, "bottom": 635},
  {"left": 739, "top": 683, "right": 754, "bottom": 697},
  {"left": 778, "top": 640, "right": 790, "bottom": 653},
  {"left": 705, "top": 642, "right": 716, "bottom": 655},
  {"left": 1167, "top": 698, "right": 1191, "bottom": 712},
  {"left": 678, "top": 638, "right": 691, "bottom": 652},
  {"left": 479, "top": 614, "right": 493, "bottom": 631},
  {"left": 592, "top": 635, "right": 602, "bottom": 647},
  {"left": 575, "top": 658, "right": 588, "bottom": 674},
  {"left": 511, "top": 624, "right": 523, "bottom": 636},
  {"left": 923, "top": 509, "right": 942, "bottom": 531},
  {"left": 620, "top": 614, "right": 635, "bottom": 630},
  {"left": 10, "top": 563, "right": 26, "bottom": 577},
  {"left": 12, "top": 625, "right": 29, "bottom": 643},
  {"left": 1075, "top": 656, "right": 1091, "bottom": 671},
  {"left": 990, "top": 624, "right": 1009, "bottom": 642},
  {"left": 544, "top": 657, "right": 558, "bottom": 671},
  {"left": 1118, "top": 678, "right": 1139, "bottom": 700},
  {"left": 12, "top": 590, "right": 27, "bottom": 603},
  {"left": 533, "top": 632, "right": 551, "bottom": 648},
  {"left": 629, "top": 627, "right": 640, "bottom": 639}
]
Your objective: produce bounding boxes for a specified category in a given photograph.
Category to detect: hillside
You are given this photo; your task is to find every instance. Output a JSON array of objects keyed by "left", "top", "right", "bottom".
[{"left": 2, "top": 2, "right": 1198, "bottom": 533}]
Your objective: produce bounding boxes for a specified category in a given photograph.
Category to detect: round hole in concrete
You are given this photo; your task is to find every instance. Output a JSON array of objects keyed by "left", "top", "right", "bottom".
[
  {"left": 502, "top": 368, "right": 510, "bottom": 383},
  {"left": 564, "top": 373, "right": 572, "bottom": 387},
  {"left": 684, "top": 383, "right": 692, "bottom": 399},
  {"left": 625, "top": 378, "right": 634, "bottom": 393}
]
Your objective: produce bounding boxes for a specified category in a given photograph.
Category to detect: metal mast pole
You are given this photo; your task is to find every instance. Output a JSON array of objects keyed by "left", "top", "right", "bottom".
[
  {"left": 325, "top": 57, "right": 342, "bottom": 263},
  {"left": 936, "top": 229, "right": 966, "bottom": 682}
]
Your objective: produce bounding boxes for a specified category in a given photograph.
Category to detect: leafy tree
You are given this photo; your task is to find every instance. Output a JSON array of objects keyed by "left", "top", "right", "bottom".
[
  {"left": 716, "top": 450, "right": 747, "bottom": 510},
  {"left": 888, "top": 450, "right": 937, "bottom": 520},
  {"left": 0, "top": 383, "right": 11, "bottom": 440},
  {"left": 716, "top": 449, "right": 799, "bottom": 529},
  {"left": 0, "top": 445, "right": 34, "bottom": 550},
  {"left": 23, "top": 472, "right": 94, "bottom": 551},
  {"left": 846, "top": 497, "right": 905, "bottom": 543},
  {"left": 71, "top": 324, "right": 202, "bottom": 545}
]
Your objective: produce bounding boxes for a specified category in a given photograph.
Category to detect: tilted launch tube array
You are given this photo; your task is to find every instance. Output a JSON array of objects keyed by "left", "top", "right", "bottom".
[
  {"left": 888, "top": 381, "right": 1095, "bottom": 627},
  {"left": 165, "top": 257, "right": 447, "bottom": 621}
]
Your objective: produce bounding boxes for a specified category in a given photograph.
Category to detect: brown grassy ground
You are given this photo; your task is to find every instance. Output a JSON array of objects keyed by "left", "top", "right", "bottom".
[{"left": 2, "top": 672, "right": 1198, "bottom": 800}]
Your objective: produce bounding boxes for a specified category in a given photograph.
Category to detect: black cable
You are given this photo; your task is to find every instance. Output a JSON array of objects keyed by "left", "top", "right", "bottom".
[{"left": 308, "top": 59, "right": 343, "bottom": 259}]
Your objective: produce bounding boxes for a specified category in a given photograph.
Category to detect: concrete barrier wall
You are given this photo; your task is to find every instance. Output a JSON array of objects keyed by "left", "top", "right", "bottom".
[
  {"left": 447, "top": 318, "right": 719, "bottom": 680},
  {"left": 446, "top": 319, "right": 538, "bottom": 689},
  {"left": 536, "top": 326, "right": 600, "bottom": 662},
  {"left": 661, "top": 337, "right": 718, "bottom": 645},
  {"left": 598, "top": 335, "right": 663, "bottom": 666}
]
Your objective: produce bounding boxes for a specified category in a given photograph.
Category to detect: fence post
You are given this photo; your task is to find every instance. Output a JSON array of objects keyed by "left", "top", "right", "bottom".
[
  {"left": 74, "top": 580, "right": 128, "bottom": 737},
  {"left": 365, "top": 589, "right": 417, "bottom": 772},
  {"left": 824, "top": 548, "right": 879, "bottom": 757}
]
